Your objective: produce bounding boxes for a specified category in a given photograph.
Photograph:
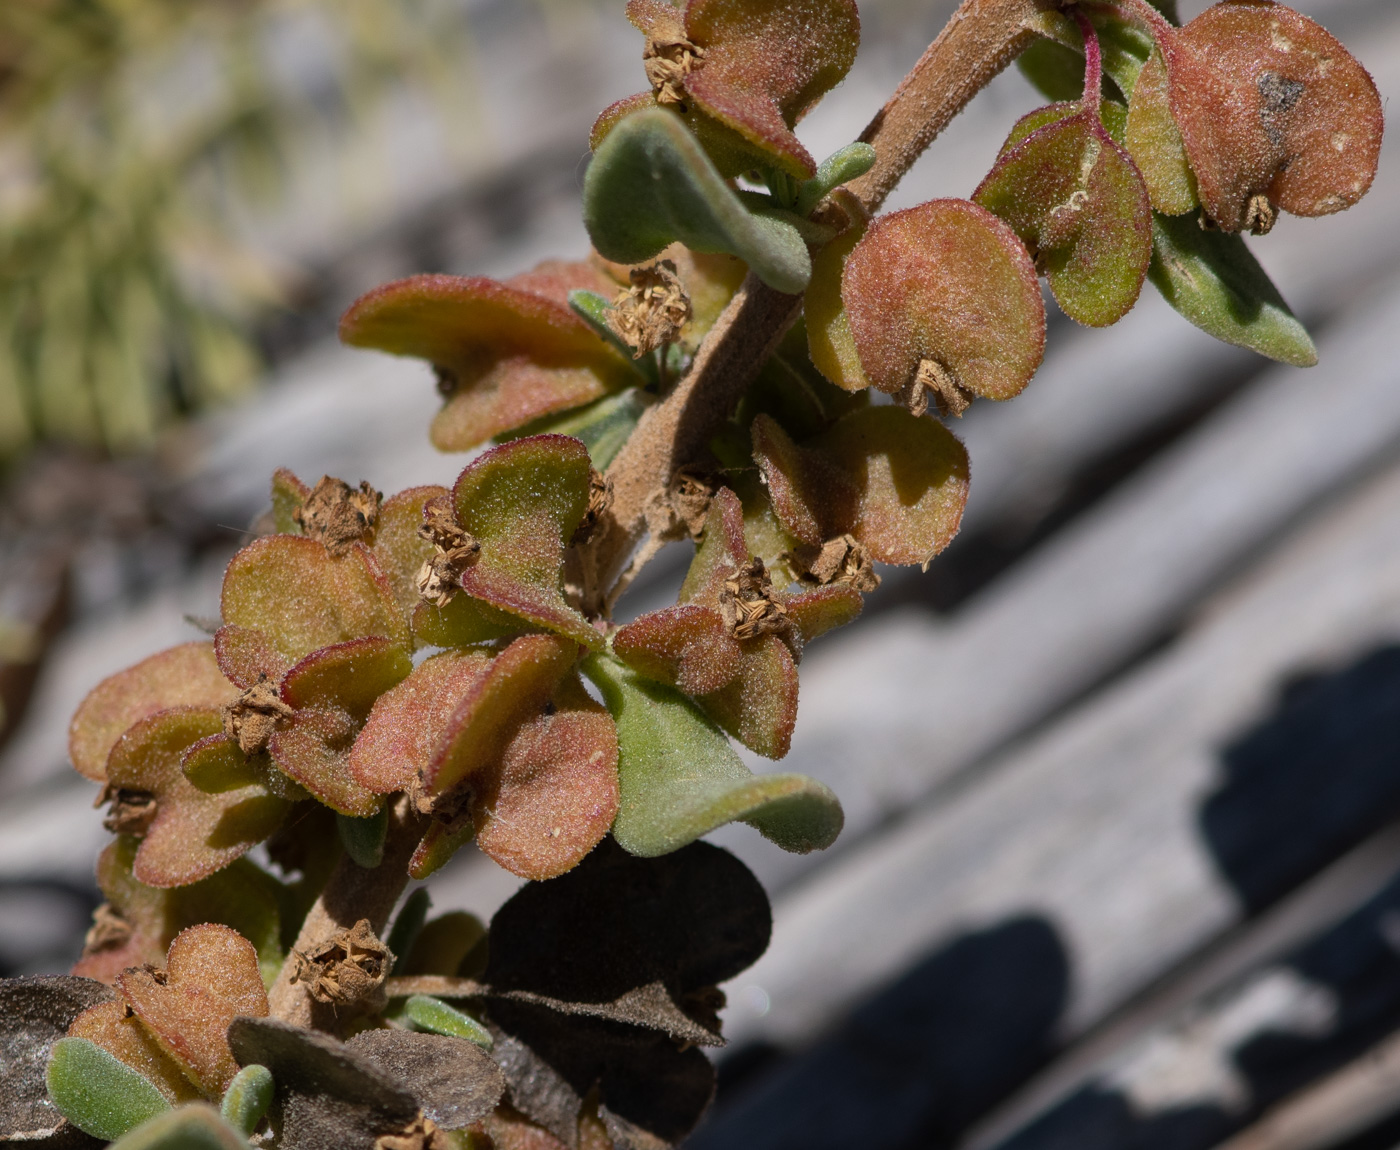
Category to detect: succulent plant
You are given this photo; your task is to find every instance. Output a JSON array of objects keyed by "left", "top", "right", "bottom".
[{"left": 0, "top": 0, "right": 1381, "bottom": 1146}]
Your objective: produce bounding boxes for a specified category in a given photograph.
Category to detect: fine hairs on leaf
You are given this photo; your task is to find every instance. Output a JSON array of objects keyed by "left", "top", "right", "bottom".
[{"left": 18, "top": 0, "right": 1383, "bottom": 1145}]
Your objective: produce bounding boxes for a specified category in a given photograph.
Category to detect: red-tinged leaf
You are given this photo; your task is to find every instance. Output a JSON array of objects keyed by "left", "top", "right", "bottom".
[
  {"left": 612, "top": 605, "right": 742, "bottom": 696},
  {"left": 1129, "top": 0, "right": 1382, "bottom": 231},
  {"left": 695, "top": 634, "right": 797, "bottom": 759},
  {"left": 269, "top": 707, "right": 382, "bottom": 817},
  {"left": 69, "top": 643, "right": 235, "bottom": 782},
  {"left": 452, "top": 436, "right": 601, "bottom": 649},
  {"left": 1125, "top": 48, "right": 1198, "bottom": 214},
  {"left": 349, "top": 650, "right": 494, "bottom": 794},
  {"left": 271, "top": 468, "right": 312, "bottom": 535},
  {"left": 472, "top": 679, "right": 619, "bottom": 880},
  {"left": 213, "top": 625, "right": 292, "bottom": 691},
  {"left": 590, "top": 90, "right": 768, "bottom": 181},
  {"left": 423, "top": 635, "right": 581, "bottom": 799},
  {"left": 412, "top": 597, "right": 543, "bottom": 649},
  {"left": 751, "top": 414, "right": 854, "bottom": 547},
  {"left": 372, "top": 485, "right": 449, "bottom": 624},
  {"left": 106, "top": 709, "right": 291, "bottom": 888},
  {"left": 676, "top": 0, "right": 861, "bottom": 179},
  {"left": 679, "top": 487, "right": 748, "bottom": 605},
  {"left": 786, "top": 585, "right": 863, "bottom": 652},
  {"left": 809, "top": 406, "right": 970, "bottom": 565},
  {"left": 117, "top": 924, "right": 268, "bottom": 1096},
  {"left": 506, "top": 259, "right": 620, "bottom": 308},
  {"left": 221, "top": 535, "right": 408, "bottom": 664},
  {"left": 804, "top": 190, "right": 873, "bottom": 393},
  {"left": 975, "top": 104, "right": 1152, "bottom": 327},
  {"left": 339, "top": 274, "right": 635, "bottom": 451},
  {"left": 407, "top": 819, "right": 478, "bottom": 882},
  {"left": 842, "top": 199, "right": 1046, "bottom": 404},
  {"left": 67, "top": 999, "right": 201, "bottom": 1104},
  {"left": 279, "top": 636, "right": 412, "bottom": 716}
]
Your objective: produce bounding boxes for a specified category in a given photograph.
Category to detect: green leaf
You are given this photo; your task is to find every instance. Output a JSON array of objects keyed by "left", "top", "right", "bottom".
[
  {"left": 502, "top": 387, "right": 653, "bottom": 471},
  {"left": 388, "top": 888, "right": 432, "bottom": 975},
  {"left": 404, "top": 996, "right": 494, "bottom": 1048},
  {"left": 46, "top": 1037, "right": 171, "bottom": 1141},
  {"left": 584, "top": 108, "right": 812, "bottom": 294},
  {"left": 566, "top": 291, "right": 658, "bottom": 386},
  {"left": 795, "top": 143, "right": 877, "bottom": 217},
  {"left": 109, "top": 1104, "right": 249, "bottom": 1150},
  {"left": 337, "top": 805, "right": 389, "bottom": 869},
  {"left": 221, "top": 1064, "right": 274, "bottom": 1136},
  {"left": 583, "top": 654, "right": 843, "bottom": 856},
  {"left": 1148, "top": 212, "right": 1317, "bottom": 367}
]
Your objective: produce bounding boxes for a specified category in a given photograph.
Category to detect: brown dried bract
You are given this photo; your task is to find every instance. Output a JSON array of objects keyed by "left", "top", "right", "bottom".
[
  {"left": 416, "top": 505, "right": 481, "bottom": 607},
  {"left": 719, "top": 558, "right": 791, "bottom": 641},
  {"left": 222, "top": 675, "right": 294, "bottom": 756},
  {"left": 571, "top": 470, "right": 614, "bottom": 547},
  {"left": 795, "top": 535, "right": 881, "bottom": 592},
  {"left": 643, "top": 35, "right": 706, "bottom": 111},
  {"left": 1244, "top": 193, "right": 1276, "bottom": 237},
  {"left": 99, "top": 786, "right": 158, "bottom": 837},
  {"left": 904, "top": 358, "right": 972, "bottom": 419},
  {"left": 291, "top": 918, "right": 392, "bottom": 1009},
  {"left": 83, "top": 902, "right": 133, "bottom": 955},
  {"left": 607, "top": 259, "right": 693, "bottom": 357},
  {"left": 294, "top": 476, "right": 383, "bottom": 556},
  {"left": 376, "top": 1114, "right": 454, "bottom": 1150},
  {"left": 669, "top": 467, "right": 715, "bottom": 540}
]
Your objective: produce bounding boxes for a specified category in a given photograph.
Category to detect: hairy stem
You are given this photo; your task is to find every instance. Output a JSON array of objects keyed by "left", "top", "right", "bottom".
[
  {"left": 592, "top": 0, "right": 1057, "bottom": 595},
  {"left": 267, "top": 796, "right": 424, "bottom": 1029}
]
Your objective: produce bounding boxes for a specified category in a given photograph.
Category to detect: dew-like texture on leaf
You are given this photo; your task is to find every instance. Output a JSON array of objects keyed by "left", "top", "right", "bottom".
[
  {"left": 350, "top": 650, "right": 493, "bottom": 793},
  {"left": 413, "top": 596, "right": 544, "bottom": 649},
  {"left": 471, "top": 679, "right": 619, "bottom": 881},
  {"left": 753, "top": 407, "right": 969, "bottom": 566},
  {"left": 0, "top": 977, "right": 115, "bottom": 1139},
  {"left": 804, "top": 191, "right": 871, "bottom": 393},
  {"left": 66, "top": 1001, "right": 200, "bottom": 1106},
  {"left": 975, "top": 103, "right": 1152, "bottom": 327},
  {"left": 1149, "top": 210, "right": 1317, "bottom": 366},
  {"left": 44, "top": 1037, "right": 171, "bottom": 1141},
  {"left": 117, "top": 924, "right": 269, "bottom": 1097},
  {"left": 227, "top": 1016, "right": 419, "bottom": 1150},
  {"left": 347, "top": 1029, "right": 505, "bottom": 1129},
  {"left": 221, "top": 1063, "right": 274, "bottom": 1136},
  {"left": 424, "top": 635, "right": 581, "bottom": 800},
  {"left": 585, "top": 656, "right": 843, "bottom": 857},
  {"left": 106, "top": 709, "right": 290, "bottom": 888},
  {"left": 1125, "top": 50, "right": 1198, "bottom": 214},
  {"left": 1130, "top": 0, "right": 1382, "bottom": 231},
  {"left": 271, "top": 468, "right": 312, "bottom": 534},
  {"left": 693, "top": 636, "right": 798, "bottom": 759},
  {"left": 268, "top": 706, "right": 382, "bottom": 818},
  {"left": 450, "top": 437, "right": 600, "bottom": 649},
  {"left": 280, "top": 637, "right": 412, "bottom": 717},
  {"left": 221, "top": 536, "right": 408, "bottom": 664},
  {"left": 339, "top": 273, "right": 634, "bottom": 452},
  {"left": 506, "top": 259, "right": 621, "bottom": 309},
  {"left": 212, "top": 625, "right": 292, "bottom": 691},
  {"left": 583, "top": 108, "right": 811, "bottom": 295},
  {"left": 612, "top": 605, "right": 742, "bottom": 696},
  {"left": 106, "top": 1103, "right": 249, "bottom": 1150},
  {"left": 675, "top": 0, "right": 860, "bottom": 179},
  {"left": 69, "top": 644, "right": 235, "bottom": 783},
  {"left": 784, "top": 585, "right": 864, "bottom": 652},
  {"left": 371, "top": 485, "right": 449, "bottom": 624},
  {"left": 843, "top": 199, "right": 1046, "bottom": 402}
]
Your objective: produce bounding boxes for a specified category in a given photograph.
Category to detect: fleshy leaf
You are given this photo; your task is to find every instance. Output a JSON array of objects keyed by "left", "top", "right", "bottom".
[
  {"left": 339, "top": 272, "right": 635, "bottom": 452},
  {"left": 584, "top": 654, "right": 842, "bottom": 855},
  {"left": 221, "top": 1063, "right": 274, "bottom": 1136},
  {"left": 271, "top": 468, "right": 311, "bottom": 535},
  {"left": 45, "top": 1038, "right": 171, "bottom": 1141},
  {"left": 346, "top": 1029, "right": 505, "bottom": 1130},
  {"left": 975, "top": 101, "right": 1152, "bottom": 327},
  {"left": 452, "top": 436, "right": 601, "bottom": 649},
  {"left": 803, "top": 189, "right": 871, "bottom": 392},
  {"left": 369, "top": 485, "right": 448, "bottom": 625},
  {"left": 842, "top": 199, "right": 1046, "bottom": 404},
  {"left": 69, "top": 643, "right": 235, "bottom": 782},
  {"left": 338, "top": 807, "right": 389, "bottom": 869},
  {"left": 1127, "top": 1, "right": 1382, "bottom": 231},
  {"left": 692, "top": 634, "right": 798, "bottom": 759},
  {"left": 584, "top": 107, "right": 811, "bottom": 294},
  {"left": 404, "top": 996, "right": 494, "bottom": 1047},
  {"left": 66, "top": 1001, "right": 200, "bottom": 1106},
  {"left": 106, "top": 709, "right": 290, "bottom": 888},
  {"left": 612, "top": 605, "right": 742, "bottom": 696},
  {"left": 795, "top": 142, "right": 877, "bottom": 216},
  {"left": 280, "top": 637, "right": 412, "bottom": 716},
  {"left": 221, "top": 536, "right": 408, "bottom": 665},
  {"left": 268, "top": 708, "right": 381, "bottom": 818},
  {"left": 386, "top": 889, "right": 432, "bottom": 975},
  {"left": 212, "top": 626, "right": 292, "bottom": 691},
  {"left": 116, "top": 924, "right": 269, "bottom": 1097},
  {"left": 0, "top": 976, "right": 116, "bottom": 1141},
  {"left": 503, "top": 387, "right": 652, "bottom": 471},
  {"left": 107, "top": 1104, "right": 248, "bottom": 1150},
  {"left": 399, "top": 911, "right": 486, "bottom": 978},
  {"left": 1148, "top": 209, "right": 1316, "bottom": 366}
]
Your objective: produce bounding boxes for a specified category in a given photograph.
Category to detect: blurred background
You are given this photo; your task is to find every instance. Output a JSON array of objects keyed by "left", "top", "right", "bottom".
[{"left": 1, "top": 1, "right": 1398, "bottom": 1148}]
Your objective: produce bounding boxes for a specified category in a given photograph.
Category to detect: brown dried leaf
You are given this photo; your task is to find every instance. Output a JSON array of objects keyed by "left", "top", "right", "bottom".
[
  {"left": 294, "top": 476, "right": 383, "bottom": 557},
  {"left": 347, "top": 1030, "right": 505, "bottom": 1130}
]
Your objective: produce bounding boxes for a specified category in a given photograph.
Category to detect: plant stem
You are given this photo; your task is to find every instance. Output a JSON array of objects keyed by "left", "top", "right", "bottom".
[
  {"left": 267, "top": 796, "right": 424, "bottom": 1029},
  {"left": 591, "top": 0, "right": 1057, "bottom": 595},
  {"left": 1073, "top": 7, "right": 1104, "bottom": 114}
]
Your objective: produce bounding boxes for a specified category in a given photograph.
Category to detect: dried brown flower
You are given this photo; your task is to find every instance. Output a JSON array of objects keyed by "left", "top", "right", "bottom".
[
  {"left": 82, "top": 903, "right": 133, "bottom": 956},
  {"left": 376, "top": 1114, "right": 454, "bottom": 1150},
  {"left": 796, "top": 535, "right": 881, "bottom": 592},
  {"left": 903, "top": 357, "right": 972, "bottom": 418},
  {"left": 291, "top": 919, "right": 393, "bottom": 1009},
  {"left": 222, "top": 675, "right": 294, "bottom": 756},
  {"left": 643, "top": 36, "right": 706, "bottom": 111},
  {"left": 571, "top": 470, "right": 615, "bottom": 547},
  {"left": 719, "top": 558, "right": 790, "bottom": 641},
  {"left": 294, "top": 476, "right": 383, "bottom": 556},
  {"left": 607, "top": 260, "right": 692, "bottom": 357},
  {"left": 99, "top": 787, "right": 158, "bottom": 837},
  {"left": 416, "top": 505, "right": 481, "bottom": 608}
]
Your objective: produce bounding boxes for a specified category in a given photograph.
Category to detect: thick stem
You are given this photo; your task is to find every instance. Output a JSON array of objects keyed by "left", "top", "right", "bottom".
[
  {"left": 593, "top": 0, "right": 1057, "bottom": 591},
  {"left": 267, "top": 796, "right": 424, "bottom": 1029}
]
